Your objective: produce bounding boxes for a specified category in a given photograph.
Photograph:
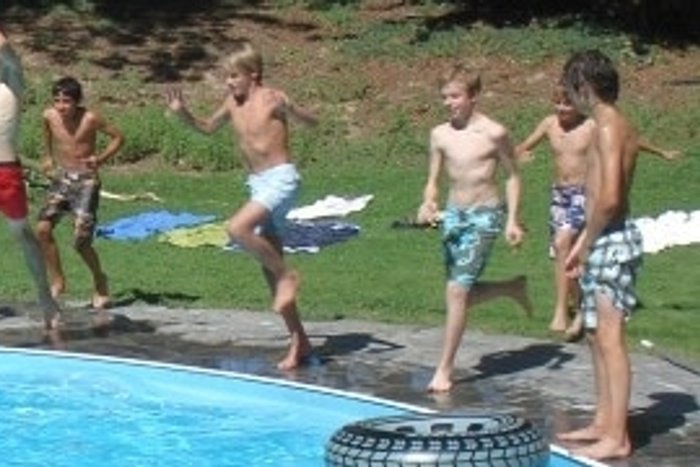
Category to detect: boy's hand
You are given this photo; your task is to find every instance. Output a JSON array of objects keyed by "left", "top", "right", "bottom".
[
  {"left": 165, "top": 88, "right": 185, "bottom": 113},
  {"left": 417, "top": 201, "right": 439, "bottom": 226},
  {"left": 85, "top": 155, "right": 100, "bottom": 171},
  {"left": 40, "top": 158, "right": 55, "bottom": 179},
  {"left": 505, "top": 221, "right": 524, "bottom": 247},
  {"left": 663, "top": 149, "right": 682, "bottom": 161}
]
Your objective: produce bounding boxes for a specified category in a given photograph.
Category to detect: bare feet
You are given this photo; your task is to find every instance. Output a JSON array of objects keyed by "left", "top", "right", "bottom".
[
  {"left": 549, "top": 318, "right": 568, "bottom": 333},
  {"left": 92, "top": 273, "right": 110, "bottom": 309},
  {"left": 572, "top": 436, "right": 632, "bottom": 461},
  {"left": 50, "top": 279, "right": 65, "bottom": 299},
  {"left": 39, "top": 294, "right": 63, "bottom": 330},
  {"left": 557, "top": 424, "right": 604, "bottom": 442},
  {"left": 273, "top": 270, "right": 300, "bottom": 313},
  {"left": 512, "top": 275, "right": 534, "bottom": 317},
  {"left": 277, "top": 339, "right": 313, "bottom": 371},
  {"left": 426, "top": 368, "right": 453, "bottom": 393},
  {"left": 564, "top": 312, "right": 584, "bottom": 342}
]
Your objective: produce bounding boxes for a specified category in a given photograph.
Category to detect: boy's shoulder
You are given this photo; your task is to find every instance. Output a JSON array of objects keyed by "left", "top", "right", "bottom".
[{"left": 476, "top": 112, "right": 509, "bottom": 139}]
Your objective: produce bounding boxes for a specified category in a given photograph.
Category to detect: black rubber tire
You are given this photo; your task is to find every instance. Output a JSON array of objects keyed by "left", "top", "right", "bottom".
[{"left": 325, "top": 413, "right": 549, "bottom": 466}]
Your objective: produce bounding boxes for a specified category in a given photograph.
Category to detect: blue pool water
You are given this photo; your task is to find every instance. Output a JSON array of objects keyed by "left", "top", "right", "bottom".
[{"left": 0, "top": 348, "right": 590, "bottom": 466}]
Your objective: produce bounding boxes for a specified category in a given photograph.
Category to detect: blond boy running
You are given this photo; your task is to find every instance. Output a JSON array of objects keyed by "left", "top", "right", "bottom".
[
  {"left": 417, "top": 65, "right": 533, "bottom": 393},
  {"left": 166, "top": 39, "right": 317, "bottom": 370}
]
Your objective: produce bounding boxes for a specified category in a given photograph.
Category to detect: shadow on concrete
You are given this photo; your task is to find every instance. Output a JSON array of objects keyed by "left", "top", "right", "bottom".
[
  {"left": 311, "top": 332, "right": 404, "bottom": 358},
  {"left": 456, "top": 343, "right": 576, "bottom": 384},
  {"left": 630, "top": 392, "right": 700, "bottom": 450},
  {"left": 0, "top": 306, "right": 21, "bottom": 318}
]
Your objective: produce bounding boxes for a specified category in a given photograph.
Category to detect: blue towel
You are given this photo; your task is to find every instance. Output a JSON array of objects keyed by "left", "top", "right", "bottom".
[
  {"left": 226, "top": 220, "right": 360, "bottom": 254},
  {"left": 96, "top": 210, "right": 217, "bottom": 241}
]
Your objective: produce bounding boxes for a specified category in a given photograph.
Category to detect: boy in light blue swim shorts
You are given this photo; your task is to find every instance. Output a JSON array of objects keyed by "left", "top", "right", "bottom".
[
  {"left": 167, "top": 39, "right": 318, "bottom": 371},
  {"left": 246, "top": 163, "right": 300, "bottom": 236}
]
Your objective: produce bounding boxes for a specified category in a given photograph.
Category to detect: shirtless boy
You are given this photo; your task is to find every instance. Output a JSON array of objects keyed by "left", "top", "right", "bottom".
[
  {"left": 557, "top": 50, "right": 644, "bottom": 461},
  {"left": 0, "top": 24, "right": 61, "bottom": 330},
  {"left": 417, "top": 64, "right": 532, "bottom": 393},
  {"left": 517, "top": 84, "right": 593, "bottom": 339},
  {"left": 36, "top": 76, "right": 124, "bottom": 312},
  {"left": 518, "top": 84, "right": 681, "bottom": 340},
  {"left": 166, "top": 39, "right": 317, "bottom": 370}
]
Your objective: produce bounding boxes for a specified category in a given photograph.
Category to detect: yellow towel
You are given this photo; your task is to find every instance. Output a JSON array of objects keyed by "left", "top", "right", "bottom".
[{"left": 159, "top": 222, "right": 228, "bottom": 248}]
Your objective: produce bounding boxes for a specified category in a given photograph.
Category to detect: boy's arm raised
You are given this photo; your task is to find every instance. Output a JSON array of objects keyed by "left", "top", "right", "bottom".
[
  {"left": 638, "top": 138, "right": 682, "bottom": 161},
  {"left": 166, "top": 88, "right": 229, "bottom": 135},
  {"left": 515, "top": 116, "right": 550, "bottom": 163},
  {"left": 282, "top": 93, "right": 318, "bottom": 127}
]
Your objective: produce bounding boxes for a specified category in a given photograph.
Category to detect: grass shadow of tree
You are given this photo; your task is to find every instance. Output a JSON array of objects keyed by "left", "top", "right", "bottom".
[{"left": 3, "top": 0, "right": 318, "bottom": 82}]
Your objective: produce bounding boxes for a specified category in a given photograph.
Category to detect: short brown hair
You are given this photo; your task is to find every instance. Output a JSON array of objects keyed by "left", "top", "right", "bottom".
[
  {"left": 439, "top": 64, "right": 482, "bottom": 96},
  {"left": 224, "top": 39, "right": 263, "bottom": 80}
]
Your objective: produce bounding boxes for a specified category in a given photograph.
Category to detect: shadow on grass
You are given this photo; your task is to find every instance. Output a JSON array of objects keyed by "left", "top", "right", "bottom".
[
  {"left": 630, "top": 392, "right": 699, "bottom": 450},
  {"left": 456, "top": 343, "right": 576, "bottom": 384},
  {"left": 2, "top": 0, "right": 319, "bottom": 82},
  {"left": 111, "top": 288, "right": 200, "bottom": 307}
]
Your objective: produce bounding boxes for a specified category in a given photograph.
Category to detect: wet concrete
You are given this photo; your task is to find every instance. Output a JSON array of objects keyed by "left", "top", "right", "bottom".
[{"left": 1, "top": 301, "right": 698, "bottom": 467}]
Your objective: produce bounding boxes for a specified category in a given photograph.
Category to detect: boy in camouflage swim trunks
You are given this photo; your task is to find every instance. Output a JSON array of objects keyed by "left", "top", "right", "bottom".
[
  {"left": 36, "top": 77, "right": 124, "bottom": 313},
  {"left": 416, "top": 64, "right": 533, "bottom": 393},
  {"left": 557, "top": 50, "right": 643, "bottom": 461}
]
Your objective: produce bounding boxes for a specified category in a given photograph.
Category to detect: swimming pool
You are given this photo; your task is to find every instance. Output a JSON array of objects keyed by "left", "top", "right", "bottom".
[{"left": 0, "top": 348, "right": 595, "bottom": 466}]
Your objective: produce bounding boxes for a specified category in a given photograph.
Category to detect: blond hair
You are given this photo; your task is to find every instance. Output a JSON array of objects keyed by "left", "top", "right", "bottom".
[
  {"left": 223, "top": 39, "right": 263, "bottom": 81},
  {"left": 439, "top": 64, "right": 481, "bottom": 96}
]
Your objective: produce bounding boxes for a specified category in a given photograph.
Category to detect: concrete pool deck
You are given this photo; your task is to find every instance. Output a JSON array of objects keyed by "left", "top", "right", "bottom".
[{"left": 1, "top": 301, "right": 698, "bottom": 467}]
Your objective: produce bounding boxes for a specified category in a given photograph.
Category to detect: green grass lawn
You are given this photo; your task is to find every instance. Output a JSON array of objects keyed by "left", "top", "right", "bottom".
[{"left": 2, "top": 156, "right": 698, "bottom": 360}]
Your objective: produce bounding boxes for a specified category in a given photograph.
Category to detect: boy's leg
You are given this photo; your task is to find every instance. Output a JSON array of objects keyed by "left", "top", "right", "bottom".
[
  {"left": 35, "top": 219, "right": 66, "bottom": 299},
  {"left": 428, "top": 281, "right": 469, "bottom": 393},
  {"left": 550, "top": 228, "right": 575, "bottom": 332},
  {"left": 260, "top": 232, "right": 312, "bottom": 371},
  {"left": 227, "top": 201, "right": 299, "bottom": 313},
  {"left": 427, "top": 276, "right": 533, "bottom": 392},
  {"left": 572, "top": 293, "right": 632, "bottom": 460},
  {"left": 7, "top": 218, "right": 62, "bottom": 329},
  {"left": 75, "top": 240, "right": 109, "bottom": 310},
  {"left": 557, "top": 330, "right": 610, "bottom": 441}
]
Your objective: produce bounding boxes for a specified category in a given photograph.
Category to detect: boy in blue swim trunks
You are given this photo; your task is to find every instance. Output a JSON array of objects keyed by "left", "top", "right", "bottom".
[
  {"left": 417, "top": 64, "right": 533, "bottom": 393},
  {"left": 517, "top": 83, "right": 680, "bottom": 339},
  {"left": 167, "top": 39, "right": 317, "bottom": 370},
  {"left": 557, "top": 50, "right": 643, "bottom": 461}
]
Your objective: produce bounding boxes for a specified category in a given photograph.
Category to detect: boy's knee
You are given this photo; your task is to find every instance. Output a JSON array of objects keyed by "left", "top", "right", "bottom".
[
  {"left": 552, "top": 232, "right": 573, "bottom": 254},
  {"left": 227, "top": 220, "right": 251, "bottom": 241},
  {"left": 6, "top": 218, "right": 30, "bottom": 240}
]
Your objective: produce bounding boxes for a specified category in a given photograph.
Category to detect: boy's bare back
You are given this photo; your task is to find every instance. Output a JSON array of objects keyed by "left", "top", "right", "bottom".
[
  {"left": 432, "top": 112, "right": 513, "bottom": 208},
  {"left": 586, "top": 107, "right": 639, "bottom": 223}
]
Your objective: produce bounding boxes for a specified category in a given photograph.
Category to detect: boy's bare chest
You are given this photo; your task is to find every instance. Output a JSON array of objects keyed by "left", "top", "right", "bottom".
[
  {"left": 549, "top": 124, "right": 591, "bottom": 156},
  {"left": 50, "top": 116, "right": 93, "bottom": 143},
  {"left": 442, "top": 130, "right": 497, "bottom": 163}
]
